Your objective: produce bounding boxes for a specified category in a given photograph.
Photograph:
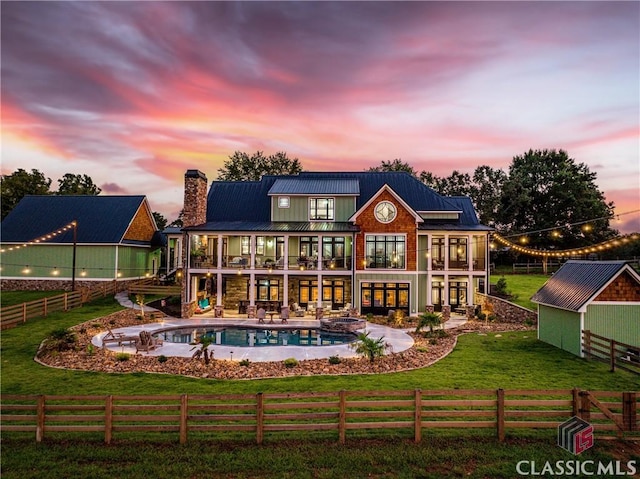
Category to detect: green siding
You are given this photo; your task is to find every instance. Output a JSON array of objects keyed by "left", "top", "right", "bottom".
[
  {"left": 417, "top": 236, "right": 429, "bottom": 270},
  {"left": 355, "top": 272, "right": 417, "bottom": 314},
  {"left": 417, "top": 274, "right": 428, "bottom": 311},
  {"left": 272, "top": 196, "right": 356, "bottom": 221},
  {"left": 538, "top": 305, "right": 582, "bottom": 357},
  {"left": 585, "top": 304, "right": 640, "bottom": 348}
]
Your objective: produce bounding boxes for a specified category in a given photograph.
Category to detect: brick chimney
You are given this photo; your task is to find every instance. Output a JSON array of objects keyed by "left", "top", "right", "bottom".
[{"left": 183, "top": 170, "right": 208, "bottom": 227}]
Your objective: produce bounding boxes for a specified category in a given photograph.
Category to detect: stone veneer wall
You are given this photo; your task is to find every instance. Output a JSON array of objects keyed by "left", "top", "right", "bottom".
[
  {"left": 1, "top": 278, "right": 132, "bottom": 292},
  {"left": 474, "top": 292, "right": 538, "bottom": 324}
]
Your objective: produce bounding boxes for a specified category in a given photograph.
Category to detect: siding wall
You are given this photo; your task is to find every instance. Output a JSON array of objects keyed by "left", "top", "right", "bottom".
[
  {"left": 271, "top": 197, "right": 355, "bottom": 222},
  {"left": 585, "top": 303, "right": 640, "bottom": 347},
  {"left": 538, "top": 304, "right": 582, "bottom": 357}
]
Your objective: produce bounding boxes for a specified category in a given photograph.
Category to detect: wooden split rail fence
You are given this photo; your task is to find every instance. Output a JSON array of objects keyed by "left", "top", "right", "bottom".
[
  {"left": 0, "top": 278, "right": 180, "bottom": 330},
  {"left": 1, "top": 389, "right": 637, "bottom": 444},
  {"left": 583, "top": 330, "right": 640, "bottom": 375}
]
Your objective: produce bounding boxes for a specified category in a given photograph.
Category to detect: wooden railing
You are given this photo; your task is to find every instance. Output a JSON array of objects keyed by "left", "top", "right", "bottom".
[
  {"left": 583, "top": 330, "right": 640, "bottom": 375},
  {"left": 1, "top": 389, "right": 637, "bottom": 444}
]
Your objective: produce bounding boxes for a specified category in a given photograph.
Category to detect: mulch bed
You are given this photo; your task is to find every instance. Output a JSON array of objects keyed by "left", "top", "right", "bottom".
[{"left": 35, "top": 309, "right": 534, "bottom": 380}]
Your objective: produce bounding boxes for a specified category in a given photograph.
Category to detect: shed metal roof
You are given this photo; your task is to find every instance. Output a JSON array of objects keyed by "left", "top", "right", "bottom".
[
  {"left": 0, "top": 195, "right": 150, "bottom": 244},
  {"left": 531, "top": 260, "right": 634, "bottom": 312},
  {"left": 268, "top": 178, "right": 359, "bottom": 196}
]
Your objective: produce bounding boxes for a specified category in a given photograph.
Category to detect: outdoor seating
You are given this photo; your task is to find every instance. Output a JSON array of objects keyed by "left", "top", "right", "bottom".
[
  {"left": 257, "top": 307, "right": 266, "bottom": 324},
  {"left": 135, "top": 330, "right": 163, "bottom": 353},
  {"left": 291, "top": 303, "right": 305, "bottom": 317},
  {"left": 280, "top": 308, "right": 289, "bottom": 324},
  {"left": 102, "top": 326, "right": 137, "bottom": 347}
]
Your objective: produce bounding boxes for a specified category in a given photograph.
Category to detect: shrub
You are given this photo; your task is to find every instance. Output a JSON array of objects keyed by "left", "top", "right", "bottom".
[
  {"left": 415, "top": 346, "right": 429, "bottom": 353},
  {"left": 86, "top": 344, "right": 94, "bottom": 356},
  {"left": 366, "top": 313, "right": 374, "bottom": 321},
  {"left": 239, "top": 359, "right": 251, "bottom": 367},
  {"left": 429, "top": 338, "right": 438, "bottom": 345},
  {"left": 40, "top": 328, "right": 77, "bottom": 354},
  {"left": 488, "top": 314, "right": 497, "bottom": 322},
  {"left": 415, "top": 312, "right": 441, "bottom": 334},
  {"left": 328, "top": 355, "right": 341, "bottom": 365},
  {"left": 157, "top": 355, "right": 168, "bottom": 363},
  {"left": 477, "top": 311, "right": 487, "bottom": 321},
  {"left": 115, "top": 353, "right": 130, "bottom": 362},
  {"left": 283, "top": 357, "right": 298, "bottom": 368},
  {"left": 351, "top": 332, "right": 389, "bottom": 363},
  {"left": 495, "top": 276, "right": 509, "bottom": 296}
]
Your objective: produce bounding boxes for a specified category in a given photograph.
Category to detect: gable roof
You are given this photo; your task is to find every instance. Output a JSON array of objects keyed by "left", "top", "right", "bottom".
[
  {"left": 204, "top": 171, "right": 476, "bottom": 225},
  {"left": 0, "top": 195, "right": 154, "bottom": 245},
  {"left": 348, "top": 184, "right": 423, "bottom": 223},
  {"left": 531, "top": 260, "right": 640, "bottom": 312}
]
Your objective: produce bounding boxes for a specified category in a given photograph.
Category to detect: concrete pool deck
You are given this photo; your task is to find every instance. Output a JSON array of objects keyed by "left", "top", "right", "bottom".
[{"left": 93, "top": 318, "right": 415, "bottom": 362}]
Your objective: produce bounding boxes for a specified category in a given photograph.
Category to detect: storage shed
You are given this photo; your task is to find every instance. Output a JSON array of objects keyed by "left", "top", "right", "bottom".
[{"left": 531, "top": 260, "right": 640, "bottom": 357}]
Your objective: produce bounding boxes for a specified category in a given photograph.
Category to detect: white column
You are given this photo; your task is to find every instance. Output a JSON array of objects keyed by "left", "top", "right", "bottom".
[
  {"left": 216, "top": 272, "right": 223, "bottom": 306},
  {"left": 317, "top": 235, "right": 323, "bottom": 271},
  {"left": 284, "top": 235, "right": 289, "bottom": 270},
  {"left": 217, "top": 234, "right": 223, "bottom": 269},
  {"left": 467, "top": 234, "right": 473, "bottom": 271},
  {"left": 250, "top": 235, "right": 256, "bottom": 269},
  {"left": 444, "top": 233, "right": 449, "bottom": 270},
  {"left": 283, "top": 273, "right": 289, "bottom": 307},
  {"left": 249, "top": 272, "right": 255, "bottom": 305}
]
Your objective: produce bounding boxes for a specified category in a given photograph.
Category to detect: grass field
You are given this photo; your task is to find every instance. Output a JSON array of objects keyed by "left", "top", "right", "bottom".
[
  {"left": 491, "top": 273, "right": 549, "bottom": 310},
  {"left": 1, "top": 283, "right": 638, "bottom": 478},
  {"left": 0, "top": 290, "right": 66, "bottom": 307}
]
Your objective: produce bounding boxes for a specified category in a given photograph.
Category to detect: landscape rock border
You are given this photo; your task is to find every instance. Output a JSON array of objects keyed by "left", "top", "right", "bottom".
[{"left": 36, "top": 309, "right": 534, "bottom": 380}]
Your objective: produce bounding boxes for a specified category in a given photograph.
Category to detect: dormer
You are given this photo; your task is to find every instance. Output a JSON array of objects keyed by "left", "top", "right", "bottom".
[{"left": 268, "top": 178, "right": 360, "bottom": 222}]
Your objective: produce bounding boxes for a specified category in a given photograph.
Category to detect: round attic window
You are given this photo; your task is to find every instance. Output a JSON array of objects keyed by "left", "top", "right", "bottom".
[{"left": 374, "top": 201, "right": 397, "bottom": 223}]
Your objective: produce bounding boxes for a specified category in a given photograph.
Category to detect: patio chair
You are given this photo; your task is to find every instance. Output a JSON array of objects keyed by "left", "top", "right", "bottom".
[
  {"left": 280, "top": 308, "right": 289, "bottom": 324},
  {"left": 257, "top": 307, "right": 266, "bottom": 324},
  {"left": 102, "top": 326, "right": 137, "bottom": 347},
  {"left": 135, "top": 330, "right": 163, "bottom": 353},
  {"left": 291, "top": 303, "right": 305, "bottom": 317}
]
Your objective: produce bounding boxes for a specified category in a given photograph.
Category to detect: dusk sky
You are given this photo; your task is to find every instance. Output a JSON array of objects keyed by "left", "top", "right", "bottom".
[{"left": 2, "top": 1, "right": 639, "bottom": 232}]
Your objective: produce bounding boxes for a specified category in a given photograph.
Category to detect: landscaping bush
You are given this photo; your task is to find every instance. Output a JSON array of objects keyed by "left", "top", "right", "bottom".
[
  {"left": 40, "top": 328, "right": 77, "bottom": 354},
  {"left": 283, "top": 357, "right": 298, "bottom": 368},
  {"left": 115, "top": 353, "right": 130, "bottom": 362},
  {"left": 328, "top": 355, "right": 341, "bottom": 365},
  {"left": 239, "top": 359, "right": 251, "bottom": 367},
  {"left": 157, "top": 355, "right": 168, "bottom": 363}
]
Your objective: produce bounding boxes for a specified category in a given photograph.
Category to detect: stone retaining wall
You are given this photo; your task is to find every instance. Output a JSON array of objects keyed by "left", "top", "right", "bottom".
[
  {"left": 474, "top": 292, "right": 537, "bottom": 324},
  {"left": 0, "top": 278, "right": 121, "bottom": 292}
]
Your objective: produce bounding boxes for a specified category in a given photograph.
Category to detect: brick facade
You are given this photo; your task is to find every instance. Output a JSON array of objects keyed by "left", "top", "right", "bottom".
[
  {"left": 183, "top": 170, "right": 208, "bottom": 228},
  {"left": 354, "top": 189, "right": 417, "bottom": 271},
  {"left": 594, "top": 271, "right": 640, "bottom": 302}
]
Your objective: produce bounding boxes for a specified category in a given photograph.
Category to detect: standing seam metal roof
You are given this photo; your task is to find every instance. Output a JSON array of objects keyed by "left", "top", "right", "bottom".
[
  {"left": 531, "top": 260, "right": 633, "bottom": 312},
  {"left": 268, "top": 178, "right": 360, "bottom": 195}
]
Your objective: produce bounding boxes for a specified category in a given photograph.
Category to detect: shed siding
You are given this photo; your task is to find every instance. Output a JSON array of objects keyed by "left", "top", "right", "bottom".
[
  {"left": 585, "top": 304, "right": 640, "bottom": 348},
  {"left": 538, "top": 305, "right": 582, "bottom": 357}
]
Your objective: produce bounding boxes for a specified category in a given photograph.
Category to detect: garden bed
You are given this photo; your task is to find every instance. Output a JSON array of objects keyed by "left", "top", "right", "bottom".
[{"left": 35, "top": 309, "right": 534, "bottom": 380}]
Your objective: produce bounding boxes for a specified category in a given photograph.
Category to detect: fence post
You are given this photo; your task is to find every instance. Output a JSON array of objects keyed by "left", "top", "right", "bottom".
[
  {"left": 414, "top": 389, "right": 422, "bottom": 443},
  {"left": 622, "top": 392, "right": 637, "bottom": 432},
  {"left": 64, "top": 293, "right": 68, "bottom": 311},
  {"left": 256, "top": 392, "right": 264, "bottom": 445},
  {"left": 610, "top": 339, "right": 616, "bottom": 372},
  {"left": 180, "top": 394, "right": 188, "bottom": 444},
  {"left": 497, "top": 389, "right": 505, "bottom": 442},
  {"left": 104, "top": 395, "right": 113, "bottom": 444},
  {"left": 22, "top": 303, "right": 27, "bottom": 323},
  {"left": 36, "top": 395, "right": 45, "bottom": 443},
  {"left": 338, "top": 390, "right": 346, "bottom": 445},
  {"left": 579, "top": 391, "right": 591, "bottom": 422},
  {"left": 583, "top": 330, "right": 591, "bottom": 359},
  {"left": 43, "top": 297, "right": 48, "bottom": 317},
  {"left": 572, "top": 388, "right": 580, "bottom": 417}
]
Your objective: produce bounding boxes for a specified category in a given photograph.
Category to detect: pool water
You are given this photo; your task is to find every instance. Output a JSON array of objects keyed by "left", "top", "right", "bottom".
[{"left": 154, "top": 327, "right": 357, "bottom": 347}]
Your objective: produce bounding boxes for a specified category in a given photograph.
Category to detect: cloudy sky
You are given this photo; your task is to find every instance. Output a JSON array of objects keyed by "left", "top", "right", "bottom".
[{"left": 2, "top": 1, "right": 638, "bottom": 232}]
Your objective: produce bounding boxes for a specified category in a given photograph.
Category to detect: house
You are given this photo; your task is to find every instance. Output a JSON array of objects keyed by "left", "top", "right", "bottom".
[
  {"left": 531, "top": 260, "right": 640, "bottom": 357},
  {"left": 0, "top": 195, "right": 163, "bottom": 290},
  {"left": 178, "top": 169, "right": 492, "bottom": 318}
]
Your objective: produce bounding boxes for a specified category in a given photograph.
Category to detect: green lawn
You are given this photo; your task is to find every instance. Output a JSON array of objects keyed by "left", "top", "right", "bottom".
[
  {"left": 0, "top": 290, "right": 67, "bottom": 307},
  {"left": 2, "top": 293, "right": 639, "bottom": 479},
  {"left": 491, "top": 273, "right": 549, "bottom": 310}
]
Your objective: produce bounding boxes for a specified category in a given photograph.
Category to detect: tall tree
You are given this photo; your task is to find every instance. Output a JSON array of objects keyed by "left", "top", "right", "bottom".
[
  {"left": 168, "top": 209, "right": 184, "bottom": 228},
  {"left": 0, "top": 168, "right": 51, "bottom": 219},
  {"left": 217, "top": 151, "right": 303, "bottom": 181},
  {"left": 368, "top": 158, "right": 418, "bottom": 177},
  {"left": 496, "top": 149, "right": 616, "bottom": 248},
  {"left": 469, "top": 166, "right": 507, "bottom": 226},
  {"left": 152, "top": 212, "right": 168, "bottom": 230},
  {"left": 56, "top": 173, "right": 101, "bottom": 195}
]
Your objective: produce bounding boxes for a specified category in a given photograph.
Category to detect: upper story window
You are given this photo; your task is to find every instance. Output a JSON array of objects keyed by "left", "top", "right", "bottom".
[
  {"left": 278, "top": 196, "right": 290, "bottom": 208},
  {"left": 365, "top": 235, "right": 405, "bottom": 269},
  {"left": 309, "top": 198, "right": 334, "bottom": 221}
]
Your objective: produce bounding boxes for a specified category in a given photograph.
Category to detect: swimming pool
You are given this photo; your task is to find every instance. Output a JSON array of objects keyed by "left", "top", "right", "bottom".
[{"left": 154, "top": 326, "right": 357, "bottom": 347}]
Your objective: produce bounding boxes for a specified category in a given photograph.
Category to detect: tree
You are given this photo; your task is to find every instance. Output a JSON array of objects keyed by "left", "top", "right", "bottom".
[
  {"left": 56, "top": 173, "right": 101, "bottom": 195},
  {"left": 217, "top": 151, "right": 303, "bottom": 181},
  {"left": 152, "top": 212, "right": 168, "bottom": 231},
  {"left": 351, "top": 332, "right": 390, "bottom": 363},
  {"left": 469, "top": 166, "right": 507, "bottom": 226},
  {"left": 496, "top": 149, "right": 616, "bottom": 249},
  {"left": 368, "top": 158, "right": 418, "bottom": 176},
  {"left": 168, "top": 210, "right": 184, "bottom": 228},
  {"left": 415, "top": 312, "right": 442, "bottom": 334},
  {"left": 191, "top": 334, "right": 215, "bottom": 365},
  {"left": 0, "top": 168, "right": 51, "bottom": 219}
]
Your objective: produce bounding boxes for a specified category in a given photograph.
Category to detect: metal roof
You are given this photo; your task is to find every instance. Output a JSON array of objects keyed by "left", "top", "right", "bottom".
[
  {"left": 0, "top": 195, "right": 150, "bottom": 244},
  {"left": 185, "top": 221, "right": 359, "bottom": 233},
  {"left": 268, "top": 178, "right": 360, "bottom": 196},
  {"left": 531, "top": 260, "right": 634, "bottom": 312}
]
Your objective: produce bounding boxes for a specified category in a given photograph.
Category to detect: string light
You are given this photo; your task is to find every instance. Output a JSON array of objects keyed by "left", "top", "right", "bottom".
[
  {"left": 0, "top": 221, "right": 77, "bottom": 254},
  {"left": 492, "top": 233, "right": 639, "bottom": 258}
]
